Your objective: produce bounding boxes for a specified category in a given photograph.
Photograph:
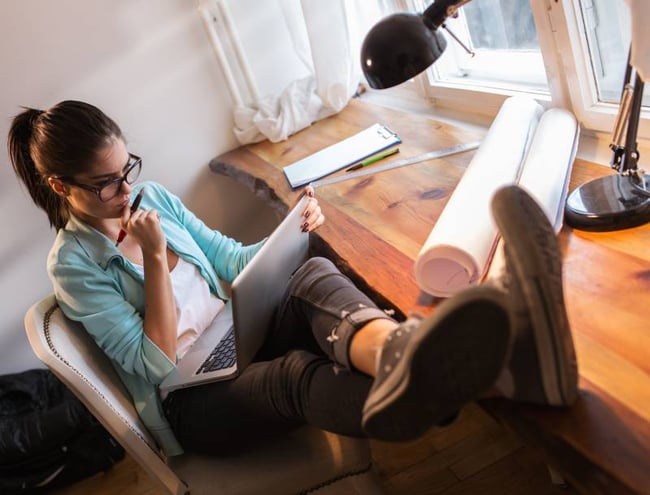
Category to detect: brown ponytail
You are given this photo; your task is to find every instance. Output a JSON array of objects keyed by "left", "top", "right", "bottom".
[
  {"left": 7, "top": 101, "right": 123, "bottom": 230},
  {"left": 8, "top": 108, "right": 67, "bottom": 229}
]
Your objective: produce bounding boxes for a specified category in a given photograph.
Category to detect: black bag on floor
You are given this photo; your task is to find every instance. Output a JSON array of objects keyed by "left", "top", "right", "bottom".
[{"left": 0, "top": 369, "right": 125, "bottom": 493}]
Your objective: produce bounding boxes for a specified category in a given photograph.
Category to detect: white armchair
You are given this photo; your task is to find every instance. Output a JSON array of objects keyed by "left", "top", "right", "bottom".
[{"left": 24, "top": 295, "right": 384, "bottom": 495}]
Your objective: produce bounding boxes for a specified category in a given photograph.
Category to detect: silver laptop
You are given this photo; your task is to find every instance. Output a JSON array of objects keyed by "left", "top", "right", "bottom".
[{"left": 159, "top": 196, "right": 310, "bottom": 393}]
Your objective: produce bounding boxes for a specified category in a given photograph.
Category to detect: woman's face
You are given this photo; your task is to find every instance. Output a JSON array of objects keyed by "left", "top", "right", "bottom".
[{"left": 59, "top": 139, "right": 135, "bottom": 225}]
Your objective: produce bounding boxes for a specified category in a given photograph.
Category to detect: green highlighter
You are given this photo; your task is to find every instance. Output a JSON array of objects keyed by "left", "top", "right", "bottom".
[{"left": 346, "top": 147, "right": 400, "bottom": 172}]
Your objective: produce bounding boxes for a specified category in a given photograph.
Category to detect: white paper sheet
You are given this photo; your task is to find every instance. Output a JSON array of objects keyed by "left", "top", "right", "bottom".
[{"left": 413, "top": 96, "right": 544, "bottom": 298}]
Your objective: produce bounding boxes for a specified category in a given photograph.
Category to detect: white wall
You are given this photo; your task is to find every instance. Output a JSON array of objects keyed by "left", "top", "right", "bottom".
[{"left": 0, "top": 0, "right": 277, "bottom": 375}]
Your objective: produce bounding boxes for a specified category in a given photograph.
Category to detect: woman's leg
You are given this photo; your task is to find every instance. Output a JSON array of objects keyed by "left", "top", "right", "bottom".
[
  {"left": 163, "top": 349, "right": 373, "bottom": 455},
  {"left": 164, "top": 257, "right": 395, "bottom": 454},
  {"left": 261, "top": 256, "right": 511, "bottom": 442},
  {"left": 260, "top": 256, "right": 397, "bottom": 373},
  {"left": 164, "top": 257, "right": 513, "bottom": 453}
]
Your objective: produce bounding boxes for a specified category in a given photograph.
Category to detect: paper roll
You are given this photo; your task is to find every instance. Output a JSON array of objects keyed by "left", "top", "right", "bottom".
[
  {"left": 485, "top": 108, "right": 579, "bottom": 283},
  {"left": 516, "top": 108, "right": 579, "bottom": 232},
  {"left": 414, "top": 96, "right": 544, "bottom": 297}
]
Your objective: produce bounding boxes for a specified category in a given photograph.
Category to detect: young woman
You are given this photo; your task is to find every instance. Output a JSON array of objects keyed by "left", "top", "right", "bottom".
[{"left": 8, "top": 100, "right": 577, "bottom": 456}]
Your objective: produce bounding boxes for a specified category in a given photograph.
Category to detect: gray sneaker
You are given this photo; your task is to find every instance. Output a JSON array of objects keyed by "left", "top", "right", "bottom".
[
  {"left": 491, "top": 185, "right": 578, "bottom": 406},
  {"left": 362, "top": 285, "right": 511, "bottom": 442}
]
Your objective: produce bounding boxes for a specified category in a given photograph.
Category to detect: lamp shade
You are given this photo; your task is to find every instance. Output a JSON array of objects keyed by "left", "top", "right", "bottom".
[{"left": 361, "top": 13, "right": 447, "bottom": 89}]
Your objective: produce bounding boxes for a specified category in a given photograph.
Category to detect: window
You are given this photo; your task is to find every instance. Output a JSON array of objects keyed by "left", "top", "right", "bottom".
[
  {"left": 580, "top": 0, "right": 629, "bottom": 103},
  {"left": 378, "top": 0, "right": 649, "bottom": 139},
  {"left": 554, "top": 0, "right": 649, "bottom": 136},
  {"left": 421, "top": 0, "right": 548, "bottom": 94},
  {"left": 578, "top": 0, "right": 648, "bottom": 107}
]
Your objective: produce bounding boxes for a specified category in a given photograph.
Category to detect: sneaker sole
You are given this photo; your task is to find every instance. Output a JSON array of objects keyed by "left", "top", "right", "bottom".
[
  {"left": 362, "top": 285, "right": 510, "bottom": 442},
  {"left": 492, "top": 185, "right": 578, "bottom": 406}
]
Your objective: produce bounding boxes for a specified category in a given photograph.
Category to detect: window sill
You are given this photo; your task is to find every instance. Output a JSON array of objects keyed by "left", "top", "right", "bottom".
[{"left": 359, "top": 84, "right": 650, "bottom": 171}]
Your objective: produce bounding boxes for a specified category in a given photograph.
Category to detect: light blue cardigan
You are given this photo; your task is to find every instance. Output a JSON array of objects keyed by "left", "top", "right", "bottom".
[{"left": 47, "top": 181, "right": 265, "bottom": 456}]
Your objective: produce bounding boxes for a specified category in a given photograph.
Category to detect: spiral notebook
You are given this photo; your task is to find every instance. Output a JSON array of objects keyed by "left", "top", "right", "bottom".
[{"left": 283, "top": 123, "right": 401, "bottom": 188}]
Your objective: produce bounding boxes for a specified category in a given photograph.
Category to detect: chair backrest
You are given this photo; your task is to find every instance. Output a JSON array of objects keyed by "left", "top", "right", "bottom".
[{"left": 24, "top": 295, "right": 187, "bottom": 495}]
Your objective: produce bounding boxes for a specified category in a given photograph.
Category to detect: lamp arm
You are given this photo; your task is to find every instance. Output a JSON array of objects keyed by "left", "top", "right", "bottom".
[
  {"left": 621, "top": 72, "right": 644, "bottom": 174},
  {"left": 422, "top": 0, "right": 473, "bottom": 29}
]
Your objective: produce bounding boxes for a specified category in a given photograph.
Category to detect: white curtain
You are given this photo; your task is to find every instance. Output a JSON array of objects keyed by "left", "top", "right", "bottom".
[{"left": 198, "top": 0, "right": 383, "bottom": 144}]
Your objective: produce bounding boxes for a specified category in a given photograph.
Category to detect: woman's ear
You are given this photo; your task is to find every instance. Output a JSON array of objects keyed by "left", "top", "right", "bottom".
[{"left": 47, "top": 177, "right": 69, "bottom": 197}]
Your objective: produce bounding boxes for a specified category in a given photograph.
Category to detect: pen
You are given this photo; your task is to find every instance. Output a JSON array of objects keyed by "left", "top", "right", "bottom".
[
  {"left": 115, "top": 188, "right": 145, "bottom": 246},
  {"left": 346, "top": 147, "right": 400, "bottom": 172}
]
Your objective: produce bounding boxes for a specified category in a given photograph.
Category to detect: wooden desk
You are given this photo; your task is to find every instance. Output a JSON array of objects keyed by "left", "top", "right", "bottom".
[{"left": 211, "top": 98, "right": 650, "bottom": 495}]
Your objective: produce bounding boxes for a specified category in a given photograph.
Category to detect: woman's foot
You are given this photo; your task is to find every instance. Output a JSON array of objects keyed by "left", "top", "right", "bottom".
[
  {"left": 491, "top": 185, "right": 578, "bottom": 406},
  {"left": 362, "top": 285, "right": 511, "bottom": 442}
]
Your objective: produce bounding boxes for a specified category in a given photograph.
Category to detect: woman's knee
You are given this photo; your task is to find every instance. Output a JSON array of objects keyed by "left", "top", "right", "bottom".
[
  {"left": 286, "top": 256, "right": 341, "bottom": 295},
  {"left": 297, "top": 256, "right": 338, "bottom": 277}
]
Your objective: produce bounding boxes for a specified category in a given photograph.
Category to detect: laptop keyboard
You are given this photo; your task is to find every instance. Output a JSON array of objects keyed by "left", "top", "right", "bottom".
[{"left": 195, "top": 326, "right": 236, "bottom": 374}]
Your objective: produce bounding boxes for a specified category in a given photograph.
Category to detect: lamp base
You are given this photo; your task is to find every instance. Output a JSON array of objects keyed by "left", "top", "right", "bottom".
[{"left": 565, "top": 173, "right": 650, "bottom": 231}]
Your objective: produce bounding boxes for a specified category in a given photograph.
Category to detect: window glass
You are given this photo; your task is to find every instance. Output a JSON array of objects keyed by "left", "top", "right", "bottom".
[
  {"left": 578, "top": 0, "right": 647, "bottom": 106},
  {"left": 413, "top": 0, "right": 548, "bottom": 93},
  {"left": 464, "top": 0, "right": 538, "bottom": 50}
]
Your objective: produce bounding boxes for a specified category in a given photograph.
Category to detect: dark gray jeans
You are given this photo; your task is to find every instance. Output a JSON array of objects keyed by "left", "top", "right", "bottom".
[{"left": 163, "top": 257, "right": 394, "bottom": 454}]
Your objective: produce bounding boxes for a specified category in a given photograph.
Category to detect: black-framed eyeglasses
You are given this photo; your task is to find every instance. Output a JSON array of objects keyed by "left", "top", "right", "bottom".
[{"left": 60, "top": 153, "right": 142, "bottom": 202}]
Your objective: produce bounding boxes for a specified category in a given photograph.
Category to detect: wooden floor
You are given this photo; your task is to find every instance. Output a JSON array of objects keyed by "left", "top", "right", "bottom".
[{"left": 51, "top": 402, "right": 577, "bottom": 495}]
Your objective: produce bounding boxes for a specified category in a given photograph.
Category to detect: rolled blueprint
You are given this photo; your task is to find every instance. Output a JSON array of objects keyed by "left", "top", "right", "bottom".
[
  {"left": 486, "top": 108, "right": 579, "bottom": 282},
  {"left": 516, "top": 108, "right": 579, "bottom": 232},
  {"left": 414, "top": 96, "right": 544, "bottom": 297}
]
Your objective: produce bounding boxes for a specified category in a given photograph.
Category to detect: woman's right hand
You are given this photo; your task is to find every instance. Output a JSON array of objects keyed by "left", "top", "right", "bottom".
[
  {"left": 120, "top": 206, "right": 166, "bottom": 258},
  {"left": 122, "top": 205, "right": 177, "bottom": 361}
]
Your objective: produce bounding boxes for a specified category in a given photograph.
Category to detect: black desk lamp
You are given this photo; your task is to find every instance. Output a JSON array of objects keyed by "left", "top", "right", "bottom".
[
  {"left": 564, "top": 50, "right": 650, "bottom": 231},
  {"left": 360, "top": 0, "right": 472, "bottom": 90}
]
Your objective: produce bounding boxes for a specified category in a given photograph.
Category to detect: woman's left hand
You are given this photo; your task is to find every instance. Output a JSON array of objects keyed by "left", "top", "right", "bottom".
[{"left": 300, "top": 186, "right": 325, "bottom": 232}]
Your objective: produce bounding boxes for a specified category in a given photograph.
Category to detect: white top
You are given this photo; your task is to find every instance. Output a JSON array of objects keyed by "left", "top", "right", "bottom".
[{"left": 132, "top": 257, "right": 225, "bottom": 359}]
